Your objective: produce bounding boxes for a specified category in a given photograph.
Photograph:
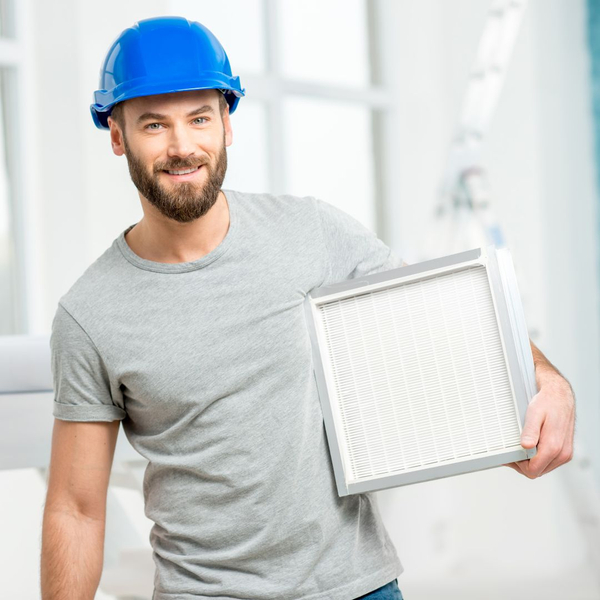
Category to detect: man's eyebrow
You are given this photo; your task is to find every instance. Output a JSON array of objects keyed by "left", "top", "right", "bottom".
[
  {"left": 136, "top": 105, "right": 215, "bottom": 125},
  {"left": 186, "top": 105, "right": 215, "bottom": 117}
]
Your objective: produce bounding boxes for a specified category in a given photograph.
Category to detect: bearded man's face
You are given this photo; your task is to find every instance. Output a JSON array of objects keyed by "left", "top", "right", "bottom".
[{"left": 110, "top": 89, "right": 232, "bottom": 223}]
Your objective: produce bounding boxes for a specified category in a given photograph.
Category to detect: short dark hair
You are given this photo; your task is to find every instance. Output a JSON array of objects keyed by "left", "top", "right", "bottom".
[
  {"left": 109, "top": 90, "right": 229, "bottom": 131},
  {"left": 109, "top": 102, "right": 125, "bottom": 129}
]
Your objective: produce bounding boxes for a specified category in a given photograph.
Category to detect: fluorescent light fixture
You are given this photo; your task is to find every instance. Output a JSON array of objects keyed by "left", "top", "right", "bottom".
[{"left": 304, "top": 246, "right": 537, "bottom": 496}]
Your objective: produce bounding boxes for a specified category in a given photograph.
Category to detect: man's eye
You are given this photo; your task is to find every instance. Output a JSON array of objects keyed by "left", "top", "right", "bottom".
[
  {"left": 146, "top": 123, "right": 163, "bottom": 130},
  {"left": 193, "top": 117, "right": 207, "bottom": 124}
]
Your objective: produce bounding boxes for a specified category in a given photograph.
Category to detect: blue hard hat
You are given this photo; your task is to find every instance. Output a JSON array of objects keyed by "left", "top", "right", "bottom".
[{"left": 90, "top": 16, "right": 245, "bottom": 130}]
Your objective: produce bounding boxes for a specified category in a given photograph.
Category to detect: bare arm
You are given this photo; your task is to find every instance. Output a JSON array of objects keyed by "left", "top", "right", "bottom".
[{"left": 41, "top": 418, "right": 120, "bottom": 600}]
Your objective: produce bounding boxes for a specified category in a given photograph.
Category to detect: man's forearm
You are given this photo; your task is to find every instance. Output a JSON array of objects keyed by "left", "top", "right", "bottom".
[
  {"left": 530, "top": 339, "right": 571, "bottom": 389},
  {"left": 41, "top": 506, "right": 106, "bottom": 600}
]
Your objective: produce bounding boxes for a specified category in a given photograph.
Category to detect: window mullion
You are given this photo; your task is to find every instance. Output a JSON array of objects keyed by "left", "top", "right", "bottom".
[
  {"left": 264, "top": 0, "right": 287, "bottom": 195},
  {"left": 367, "top": 0, "right": 390, "bottom": 246},
  {"left": 242, "top": 73, "right": 391, "bottom": 108}
]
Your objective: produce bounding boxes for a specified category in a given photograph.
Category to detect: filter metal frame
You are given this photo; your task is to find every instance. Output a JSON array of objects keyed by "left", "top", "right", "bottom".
[{"left": 304, "top": 246, "right": 538, "bottom": 496}]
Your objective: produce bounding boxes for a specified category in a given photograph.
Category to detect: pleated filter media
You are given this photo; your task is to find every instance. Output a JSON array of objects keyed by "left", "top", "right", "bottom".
[{"left": 304, "top": 246, "right": 537, "bottom": 496}]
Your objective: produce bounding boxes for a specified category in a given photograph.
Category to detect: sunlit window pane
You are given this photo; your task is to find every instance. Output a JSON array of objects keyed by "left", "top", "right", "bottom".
[
  {"left": 169, "top": 0, "right": 266, "bottom": 75},
  {"left": 283, "top": 95, "right": 376, "bottom": 230},
  {"left": 0, "top": 0, "right": 14, "bottom": 39},
  {"left": 0, "top": 69, "right": 15, "bottom": 335},
  {"left": 223, "top": 99, "right": 269, "bottom": 194},
  {"left": 278, "top": 0, "right": 370, "bottom": 87}
]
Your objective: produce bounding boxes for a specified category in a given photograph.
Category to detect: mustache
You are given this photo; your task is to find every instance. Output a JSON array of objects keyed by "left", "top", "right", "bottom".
[{"left": 154, "top": 157, "right": 208, "bottom": 172}]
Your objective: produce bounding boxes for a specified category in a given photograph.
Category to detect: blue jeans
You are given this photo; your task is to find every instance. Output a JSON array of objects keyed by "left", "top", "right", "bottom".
[{"left": 354, "top": 578, "right": 404, "bottom": 599}]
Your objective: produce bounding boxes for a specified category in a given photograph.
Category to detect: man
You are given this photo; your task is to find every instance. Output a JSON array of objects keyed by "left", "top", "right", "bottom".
[{"left": 40, "top": 15, "right": 575, "bottom": 600}]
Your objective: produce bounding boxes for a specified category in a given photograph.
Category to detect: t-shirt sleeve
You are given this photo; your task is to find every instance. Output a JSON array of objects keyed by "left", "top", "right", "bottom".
[
  {"left": 50, "top": 303, "right": 126, "bottom": 422},
  {"left": 313, "top": 197, "right": 403, "bottom": 285}
]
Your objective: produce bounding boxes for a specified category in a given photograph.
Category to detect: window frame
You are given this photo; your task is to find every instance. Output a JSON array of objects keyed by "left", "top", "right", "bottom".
[
  {"left": 238, "top": 0, "right": 394, "bottom": 244},
  {"left": 0, "top": 0, "right": 36, "bottom": 334}
]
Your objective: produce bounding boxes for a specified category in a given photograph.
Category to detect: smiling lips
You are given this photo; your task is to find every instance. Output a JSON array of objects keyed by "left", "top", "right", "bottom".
[{"left": 162, "top": 165, "right": 204, "bottom": 180}]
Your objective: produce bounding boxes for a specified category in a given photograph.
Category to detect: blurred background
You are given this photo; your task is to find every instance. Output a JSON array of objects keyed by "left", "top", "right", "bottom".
[{"left": 1, "top": 0, "right": 600, "bottom": 598}]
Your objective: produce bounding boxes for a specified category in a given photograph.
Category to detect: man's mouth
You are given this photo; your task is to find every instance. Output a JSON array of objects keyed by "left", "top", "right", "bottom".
[{"left": 161, "top": 165, "right": 204, "bottom": 180}]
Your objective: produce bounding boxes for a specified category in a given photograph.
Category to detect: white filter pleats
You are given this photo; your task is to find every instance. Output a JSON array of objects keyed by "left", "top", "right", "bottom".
[{"left": 317, "top": 265, "right": 522, "bottom": 483}]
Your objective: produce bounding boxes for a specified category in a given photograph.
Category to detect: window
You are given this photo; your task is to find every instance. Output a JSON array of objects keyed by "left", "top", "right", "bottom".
[
  {"left": 169, "top": 0, "right": 388, "bottom": 233},
  {"left": 0, "top": 0, "right": 20, "bottom": 334}
]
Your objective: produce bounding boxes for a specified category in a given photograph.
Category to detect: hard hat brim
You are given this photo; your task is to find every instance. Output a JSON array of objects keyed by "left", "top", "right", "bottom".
[{"left": 91, "top": 76, "right": 245, "bottom": 130}]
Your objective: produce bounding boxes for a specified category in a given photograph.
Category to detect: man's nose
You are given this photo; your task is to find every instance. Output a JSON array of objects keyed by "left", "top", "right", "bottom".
[{"left": 167, "top": 123, "right": 196, "bottom": 158}]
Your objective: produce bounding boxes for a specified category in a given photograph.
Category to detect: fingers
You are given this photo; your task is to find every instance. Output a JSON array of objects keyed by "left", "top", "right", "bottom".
[
  {"left": 537, "top": 424, "right": 575, "bottom": 477},
  {"left": 503, "top": 462, "right": 523, "bottom": 474},
  {"left": 520, "top": 394, "right": 543, "bottom": 449},
  {"left": 504, "top": 460, "right": 529, "bottom": 476},
  {"left": 503, "top": 383, "right": 576, "bottom": 479}
]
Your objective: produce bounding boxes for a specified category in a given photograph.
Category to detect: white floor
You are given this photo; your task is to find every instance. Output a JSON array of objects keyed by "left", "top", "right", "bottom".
[
  {"left": 377, "top": 454, "right": 600, "bottom": 600},
  {"left": 399, "top": 565, "right": 600, "bottom": 600},
  {"left": 3, "top": 459, "right": 600, "bottom": 600}
]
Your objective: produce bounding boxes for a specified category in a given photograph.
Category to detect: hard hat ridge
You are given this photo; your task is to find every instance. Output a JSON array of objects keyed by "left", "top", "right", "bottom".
[{"left": 90, "top": 16, "right": 245, "bottom": 130}]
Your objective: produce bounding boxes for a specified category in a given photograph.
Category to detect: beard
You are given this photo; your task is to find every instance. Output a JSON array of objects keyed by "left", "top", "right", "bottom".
[{"left": 123, "top": 133, "right": 228, "bottom": 223}]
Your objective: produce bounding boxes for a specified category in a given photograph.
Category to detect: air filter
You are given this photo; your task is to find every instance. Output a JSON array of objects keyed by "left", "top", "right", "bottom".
[{"left": 304, "top": 246, "right": 537, "bottom": 496}]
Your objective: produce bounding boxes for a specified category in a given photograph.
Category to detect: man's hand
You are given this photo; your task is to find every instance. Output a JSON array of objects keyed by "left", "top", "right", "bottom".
[{"left": 504, "top": 340, "right": 576, "bottom": 478}]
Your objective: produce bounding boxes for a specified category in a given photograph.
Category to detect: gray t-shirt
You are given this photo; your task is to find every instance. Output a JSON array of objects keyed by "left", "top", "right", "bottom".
[{"left": 50, "top": 189, "right": 405, "bottom": 600}]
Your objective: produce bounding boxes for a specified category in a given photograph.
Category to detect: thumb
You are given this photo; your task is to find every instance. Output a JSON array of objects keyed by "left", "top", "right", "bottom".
[{"left": 521, "top": 401, "right": 543, "bottom": 448}]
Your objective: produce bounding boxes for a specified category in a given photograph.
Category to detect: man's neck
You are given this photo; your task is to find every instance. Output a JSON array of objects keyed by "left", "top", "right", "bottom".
[{"left": 124, "top": 191, "right": 230, "bottom": 264}]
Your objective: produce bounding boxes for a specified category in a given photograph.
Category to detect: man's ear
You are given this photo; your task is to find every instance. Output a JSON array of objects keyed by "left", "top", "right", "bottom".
[{"left": 108, "top": 117, "right": 126, "bottom": 156}]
